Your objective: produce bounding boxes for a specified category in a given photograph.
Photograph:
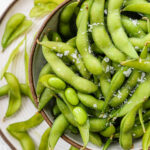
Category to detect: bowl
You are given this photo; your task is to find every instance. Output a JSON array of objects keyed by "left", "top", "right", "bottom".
[{"left": 29, "top": 0, "right": 142, "bottom": 149}]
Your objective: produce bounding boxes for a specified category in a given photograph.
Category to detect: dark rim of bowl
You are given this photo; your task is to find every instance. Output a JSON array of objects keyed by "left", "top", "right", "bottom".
[{"left": 29, "top": 0, "right": 91, "bottom": 149}]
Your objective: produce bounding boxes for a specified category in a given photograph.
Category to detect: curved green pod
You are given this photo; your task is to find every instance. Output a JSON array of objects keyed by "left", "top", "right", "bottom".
[
  {"left": 90, "top": 0, "right": 126, "bottom": 63},
  {"left": 76, "top": 0, "right": 103, "bottom": 75},
  {"left": 2, "top": 13, "right": 25, "bottom": 49},
  {"left": 107, "top": 0, "right": 138, "bottom": 59},
  {"left": 4, "top": 72, "right": 21, "bottom": 117}
]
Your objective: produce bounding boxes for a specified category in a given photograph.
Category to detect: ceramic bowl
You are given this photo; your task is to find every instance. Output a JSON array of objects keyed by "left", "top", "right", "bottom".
[{"left": 29, "top": 0, "right": 142, "bottom": 149}]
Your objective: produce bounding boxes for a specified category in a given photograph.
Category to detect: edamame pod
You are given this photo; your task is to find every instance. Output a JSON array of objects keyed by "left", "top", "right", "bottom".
[
  {"left": 59, "top": 1, "right": 79, "bottom": 38},
  {"left": 39, "top": 128, "right": 51, "bottom": 150},
  {"left": 39, "top": 40, "right": 90, "bottom": 79},
  {"left": 36, "top": 63, "right": 53, "bottom": 97},
  {"left": 113, "top": 75, "right": 150, "bottom": 117},
  {"left": 38, "top": 88, "right": 54, "bottom": 111},
  {"left": 7, "top": 130, "right": 35, "bottom": 150},
  {"left": 0, "top": 85, "right": 9, "bottom": 97},
  {"left": 56, "top": 98, "right": 77, "bottom": 126},
  {"left": 2, "top": 13, "right": 25, "bottom": 49},
  {"left": 48, "top": 114, "right": 69, "bottom": 150},
  {"left": 6, "top": 20, "right": 32, "bottom": 47},
  {"left": 7, "top": 113, "right": 43, "bottom": 150},
  {"left": 90, "top": 0, "right": 126, "bottom": 63},
  {"left": 102, "top": 67, "right": 128, "bottom": 112},
  {"left": 110, "top": 69, "right": 141, "bottom": 107},
  {"left": 100, "top": 57, "right": 111, "bottom": 98},
  {"left": 65, "top": 88, "right": 79, "bottom": 105},
  {"left": 121, "top": 59, "right": 150, "bottom": 73},
  {"left": 142, "top": 124, "right": 150, "bottom": 150},
  {"left": 53, "top": 104, "right": 61, "bottom": 116},
  {"left": 48, "top": 77, "right": 66, "bottom": 90},
  {"left": 107, "top": 0, "right": 138, "bottom": 59},
  {"left": 124, "top": 3, "right": 150, "bottom": 15},
  {"left": 100, "top": 125, "right": 116, "bottom": 137},
  {"left": 130, "top": 33, "right": 150, "bottom": 49},
  {"left": 4, "top": 72, "right": 21, "bottom": 117},
  {"left": 89, "top": 132, "right": 102, "bottom": 147},
  {"left": 119, "top": 104, "right": 141, "bottom": 150},
  {"left": 78, "top": 92, "right": 104, "bottom": 111},
  {"left": 73, "top": 106, "right": 87, "bottom": 125},
  {"left": 69, "top": 146, "right": 79, "bottom": 150},
  {"left": 76, "top": 1, "right": 103, "bottom": 75},
  {"left": 122, "top": 15, "right": 146, "bottom": 38},
  {"left": 89, "top": 118, "right": 107, "bottom": 132}
]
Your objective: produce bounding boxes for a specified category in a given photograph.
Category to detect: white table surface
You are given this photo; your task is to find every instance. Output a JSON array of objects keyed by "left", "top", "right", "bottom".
[{"left": 0, "top": 0, "right": 70, "bottom": 150}]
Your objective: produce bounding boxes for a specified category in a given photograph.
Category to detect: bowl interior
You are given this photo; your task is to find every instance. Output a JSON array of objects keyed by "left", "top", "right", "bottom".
[{"left": 30, "top": 1, "right": 142, "bottom": 150}]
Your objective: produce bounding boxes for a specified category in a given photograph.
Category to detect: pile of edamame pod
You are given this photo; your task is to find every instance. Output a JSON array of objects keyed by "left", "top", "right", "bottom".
[{"left": 36, "top": 0, "right": 150, "bottom": 150}]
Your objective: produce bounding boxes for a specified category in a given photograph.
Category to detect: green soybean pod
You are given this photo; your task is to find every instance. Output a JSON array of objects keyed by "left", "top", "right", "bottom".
[
  {"left": 48, "top": 77, "right": 66, "bottom": 90},
  {"left": 129, "top": 33, "right": 150, "bottom": 49},
  {"left": 76, "top": 0, "right": 103, "bottom": 75},
  {"left": 102, "top": 138, "right": 113, "bottom": 150},
  {"left": 59, "top": 1, "right": 79, "bottom": 38},
  {"left": 138, "top": 19, "right": 148, "bottom": 33},
  {"left": 7, "top": 130, "right": 35, "bottom": 150},
  {"left": 132, "top": 122, "right": 150, "bottom": 139},
  {"left": 124, "top": 3, "right": 150, "bottom": 15},
  {"left": 1, "top": 13, "right": 25, "bottom": 49},
  {"left": 119, "top": 104, "right": 141, "bottom": 150},
  {"left": 48, "top": 114, "right": 69, "bottom": 150},
  {"left": 60, "top": 1, "right": 79, "bottom": 23},
  {"left": 100, "top": 57, "right": 111, "bottom": 98},
  {"left": 6, "top": 20, "right": 32, "bottom": 47},
  {"left": 52, "top": 104, "right": 61, "bottom": 116},
  {"left": 90, "top": 0, "right": 126, "bottom": 63},
  {"left": 100, "top": 125, "right": 116, "bottom": 137},
  {"left": 66, "top": 37, "right": 76, "bottom": 48},
  {"left": 102, "top": 67, "right": 128, "bottom": 112},
  {"left": 142, "top": 124, "right": 150, "bottom": 150},
  {"left": 122, "top": 15, "right": 146, "bottom": 38},
  {"left": 38, "top": 88, "right": 54, "bottom": 111},
  {"left": 107, "top": 0, "right": 138, "bottom": 59},
  {"left": 4, "top": 72, "right": 21, "bottom": 117},
  {"left": 39, "top": 128, "right": 51, "bottom": 150},
  {"left": 89, "top": 118, "right": 107, "bottom": 132},
  {"left": 39, "top": 40, "right": 90, "bottom": 79},
  {"left": 41, "top": 36, "right": 97, "bottom": 93},
  {"left": 0, "top": 85, "right": 9, "bottom": 97},
  {"left": 51, "top": 31, "right": 62, "bottom": 42},
  {"left": 36, "top": 63, "right": 53, "bottom": 97},
  {"left": 73, "top": 106, "right": 87, "bottom": 125},
  {"left": 110, "top": 69, "right": 141, "bottom": 107},
  {"left": 78, "top": 92, "right": 104, "bottom": 111},
  {"left": 89, "top": 132, "right": 102, "bottom": 147},
  {"left": 19, "top": 83, "right": 34, "bottom": 104},
  {"left": 113, "top": 75, "right": 150, "bottom": 117},
  {"left": 56, "top": 98, "right": 77, "bottom": 126},
  {"left": 121, "top": 59, "right": 150, "bottom": 73},
  {"left": 65, "top": 88, "right": 79, "bottom": 105},
  {"left": 7, "top": 112, "right": 44, "bottom": 132}
]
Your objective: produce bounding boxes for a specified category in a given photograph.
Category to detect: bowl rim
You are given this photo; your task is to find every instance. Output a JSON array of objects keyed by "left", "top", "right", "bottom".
[{"left": 29, "top": 0, "right": 91, "bottom": 149}]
